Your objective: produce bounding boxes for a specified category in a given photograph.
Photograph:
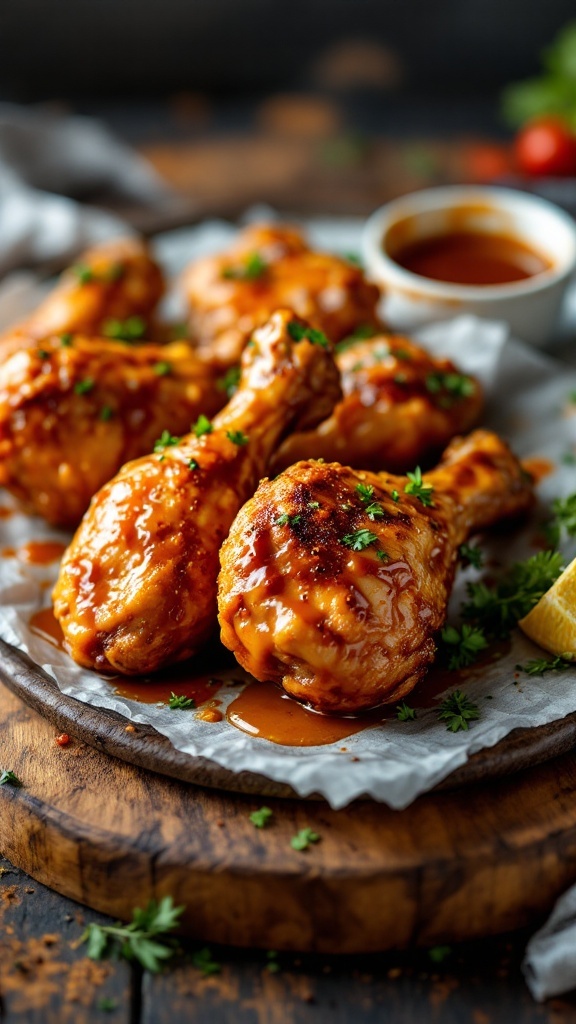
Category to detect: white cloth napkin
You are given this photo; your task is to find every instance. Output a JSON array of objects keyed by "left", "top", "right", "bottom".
[
  {"left": 0, "top": 102, "right": 176, "bottom": 275},
  {"left": 523, "top": 883, "right": 576, "bottom": 1000}
]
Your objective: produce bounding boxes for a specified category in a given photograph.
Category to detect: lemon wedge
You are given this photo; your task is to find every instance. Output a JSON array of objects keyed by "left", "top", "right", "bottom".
[{"left": 519, "top": 554, "right": 576, "bottom": 657}]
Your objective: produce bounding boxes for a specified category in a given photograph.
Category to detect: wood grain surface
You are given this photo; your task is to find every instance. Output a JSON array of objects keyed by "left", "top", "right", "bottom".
[
  {"left": 3, "top": 677, "right": 576, "bottom": 954},
  {"left": 3, "top": 639, "right": 576, "bottom": 800}
]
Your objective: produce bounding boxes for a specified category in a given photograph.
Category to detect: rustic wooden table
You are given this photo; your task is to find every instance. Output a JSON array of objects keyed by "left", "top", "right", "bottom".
[{"left": 3, "top": 97, "right": 576, "bottom": 1020}]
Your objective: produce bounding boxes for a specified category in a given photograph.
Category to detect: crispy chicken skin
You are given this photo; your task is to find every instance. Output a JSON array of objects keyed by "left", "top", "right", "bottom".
[
  {"left": 218, "top": 431, "right": 534, "bottom": 714},
  {"left": 0, "top": 336, "right": 223, "bottom": 528},
  {"left": 0, "top": 238, "right": 164, "bottom": 355},
  {"left": 273, "top": 333, "right": 483, "bottom": 473},
  {"left": 180, "top": 224, "right": 381, "bottom": 367},
  {"left": 53, "top": 310, "right": 342, "bottom": 675}
]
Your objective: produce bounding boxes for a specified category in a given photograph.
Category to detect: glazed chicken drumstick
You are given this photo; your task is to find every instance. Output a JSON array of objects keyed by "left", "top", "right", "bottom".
[
  {"left": 0, "top": 237, "right": 164, "bottom": 357},
  {"left": 0, "top": 335, "right": 223, "bottom": 528},
  {"left": 53, "top": 310, "right": 342, "bottom": 675},
  {"left": 218, "top": 431, "right": 534, "bottom": 714},
  {"left": 272, "top": 333, "right": 483, "bottom": 473}
]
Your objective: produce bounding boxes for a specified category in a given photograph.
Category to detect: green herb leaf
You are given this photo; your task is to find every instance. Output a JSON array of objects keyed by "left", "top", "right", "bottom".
[
  {"left": 308, "top": 501, "right": 320, "bottom": 510},
  {"left": 74, "top": 378, "right": 95, "bottom": 396},
  {"left": 216, "top": 365, "right": 241, "bottom": 397},
  {"left": 0, "top": 769, "right": 22, "bottom": 787},
  {"left": 82, "top": 897, "right": 184, "bottom": 972},
  {"left": 396, "top": 702, "right": 416, "bottom": 721},
  {"left": 222, "top": 251, "right": 268, "bottom": 281},
  {"left": 192, "top": 947, "right": 221, "bottom": 976},
  {"left": 99, "top": 405, "right": 113, "bottom": 422},
  {"left": 438, "top": 690, "right": 480, "bottom": 732},
  {"left": 356, "top": 483, "right": 374, "bottom": 502},
  {"left": 102, "top": 316, "right": 147, "bottom": 342},
  {"left": 193, "top": 414, "right": 213, "bottom": 437},
  {"left": 168, "top": 692, "right": 195, "bottom": 710},
  {"left": 266, "top": 950, "right": 281, "bottom": 973},
  {"left": 37, "top": 348, "right": 50, "bottom": 360},
  {"left": 515, "top": 654, "right": 573, "bottom": 676},
  {"left": 72, "top": 263, "right": 95, "bottom": 284},
  {"left": 249, "top": 807, "right": 273, "bottom": 828},
  {"left": 545, "top": 492, "right": 576, "bottom": 548},
  {"left": 441, "top": 624, "right": 489, "bottom": 671},
  {"left": 459, "top": 543, "right": 484, "bottom": 569},
  {"left": 391, "top": 489, "right": 400, "bottom": 502},
  {"left": 153, "top": 430, "right": 181, "bottom": 453},
  {"left": 188, "top": 459, "right": 199, "bottom": 471},
  {"left": 341, "top": 528, "right": 379, "bottom": 551},
  {"left": 376, "top": 549, "right": 389, "bottom": 561},
  {"left": 226, "top": 430, "right": 249, "bottom": 446},
  {"left": 290, "top": 827, "right": 321, "bottom": 851},
  {"left": 404, "top": 467, "right": 434, "bottom": 507},
  {"left": 287, "top": 321, "right": 330, "bottom": 349},
  {"left": 428, "top": 945, "right": 452, "bottom": 964},
  {"left": 275, "top": 513, "right": 302, "bottom": 527},
  {"left": 60, "top": 333, "right": 73, "bottom": 347},
  {"left": 425, "top": 372, "right": 475, "bottom": 403},
  {"left": 97, "top": 997, "right": 118, "bottom": 1012},
  {"left": 153, "top": 361, "right": 172, "bottom": 376},
  {"left": 364, "top": 501, "right": 384, "bottom": 520},
  {"left": 462, "top": 550, "right": 564, "bottom": 639}
]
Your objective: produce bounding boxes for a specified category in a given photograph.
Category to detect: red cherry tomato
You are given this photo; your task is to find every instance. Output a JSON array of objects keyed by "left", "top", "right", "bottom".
[{"left": 515, "top": 117, "right": 576, "bottom": 177}]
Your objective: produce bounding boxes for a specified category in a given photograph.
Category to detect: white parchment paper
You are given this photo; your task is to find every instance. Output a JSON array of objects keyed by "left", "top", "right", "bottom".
[{"left": 2, "top": 219, "right": 576, "bottom": 811}]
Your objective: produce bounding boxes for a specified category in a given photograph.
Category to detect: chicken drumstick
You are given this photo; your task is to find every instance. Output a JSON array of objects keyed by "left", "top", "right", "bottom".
[
  {"left": 218, "top": 431, "right": 534, "bottom": 714},
  {"left": 53, "top": 309, "right": 342, "bottom": 674}
]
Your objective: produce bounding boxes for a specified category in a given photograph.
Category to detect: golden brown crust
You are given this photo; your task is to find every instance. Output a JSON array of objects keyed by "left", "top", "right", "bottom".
[
  {"left": 180, "top": 223, "right": 381, "bottom": 367},
  {"left": 53, "top": 310, "right": 342, "bottom": 675},
  {"left": 218, "top": 430, "right": 534, "bottom": 714},
  {"left": 273, "top": 334, "right": 484, "bottom": 473}
]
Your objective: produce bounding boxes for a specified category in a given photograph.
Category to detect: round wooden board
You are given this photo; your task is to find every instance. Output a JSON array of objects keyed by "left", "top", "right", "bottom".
[
  {"left": 2, "top": 639, "right": 576, "bottom": 798},
  {"left": 3, "top": 676, "right": 576, "bottom": 953}
]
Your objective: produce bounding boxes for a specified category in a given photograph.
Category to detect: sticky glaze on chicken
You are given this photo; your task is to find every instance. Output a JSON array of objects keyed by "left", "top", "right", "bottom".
[
  {"left": 218, "top": 431, "right": 534, "bottom": 714},
  {"left": 0, "top": 237, "right": 164, "bottom": 356},
  {"left": 180, "top": 223, "right": 381, "bottom": 367},
  {"left": 53, "top": 310, "right": 342, "bottom": 674},
  {"left": 0, "top": 335, "right": 224, "bottom": 528},
  {"left": 273, "top": 333, "right": 483, "bottom": 473}
]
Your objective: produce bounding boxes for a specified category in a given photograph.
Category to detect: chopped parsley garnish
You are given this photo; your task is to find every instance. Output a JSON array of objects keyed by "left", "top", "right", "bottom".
[
  {"left": 356, "top": 483, "right": 374, "bottom": 502},
  {"left": 153, "top": 361, "right": 172, "bottom": 376},
  {"left": 222, "top": 251, "right": 268, "bottom": 281},
  {"left": 426, "top": 372, "right": 475, "bottom": 404},
  {"left": 393, "top": 372, "right": 408, "bottom": 385},
  {"left": 365, "top": 501, "right": 384, "bottom": 521},
  {"left": 438, "top": 690, "right": 480, "bottom": 732},
  {"left": 391, "top": 489, "right": 399, "bottom": 502},
  {"left": 462, "top": 550, "right": 564, "bottom": 639},
  {"left": 193, "top": 414, "right": 213, "bottom": 437},
  {"left": 97, "top": 998, "right": 117, "bottom": 1012},
  {"left": 275, "top": 513, "right": 302, "bottom": 527},
  {"left": 60, "top": 333, "right": 73, "bottom": 347},
  {"left": 154, "top": 430, "right": 181, "bottom": 453},
  {"left": 191, "top": 947, "right": 221, "bottom": 976},
  {"left": 515, "top": 655, "right": 573, "bottom": 676},
  {"left": 428, "top": 946, "right": 452, "bottom": 964},
  {"left": 342, "top": 528, "right": 379, "bottom": 551},
  {"left": 249, "top": 806, "right": 273, "bottom": 828},
  {"left": 544, "top": 492, "right": 576, "bottom": 547},
  {"left": 396, "top": 702, "right": 416, "bottom": 721},
  {"left": 217, "top": 365, "right": 241, "bottom": 397},
  {"left": 308, "top": 501, "right": 320, "bottom": 510},
  {"left": 102, "top": 316, "right": 147, "bottom": 342},
  {"left": 226, "top": 430, "right": 249, "bottom": 446},
  {"left": 404, "top": 467, "right": 434, "bottom": 506},
  {"left": 82, "top": 897, "right": 184, "bottom": 972},
  {"left": 37, "top": 348, "right": 49, "bottom": 360},
  {"left": 459, "top": 543, "right": 484, "bottom": 569},
  {"left": 168, "top": 692, "right": 195, "bottom": 710},
  {"left": 100, "top": 405, "right": 113, "bottom": 422},
  {"left": 188, "top": 459, "right": 199, "bottom": 471},
  {"left": 287, "top": 320, "right": 330, "bottom": 349},
  {"left": 393, "top": 348, "right": 412, "bottom": 361},
  {"left": 74, "top": 378, "right": 95, "bottom": 395},
  {"left": 441, "top": 624, "right": 488, "bottom": 670},
  {"left": 72, "top": 263, "right": 95, "bottom": 284},
  {"left": 0, "top": 769, "right": 22, "bottom": 787},
  {"left": 266, "top": 950, "right": 280, "bottom": 973},
  {"left": 376, "top": 549, "right": 389, "bottom": 561},
  {"left": 290, "top": 827, "right": 321, "bottom": 851},
  {"left": 334, "top": 323, "right": 376, "bottom": 354}
]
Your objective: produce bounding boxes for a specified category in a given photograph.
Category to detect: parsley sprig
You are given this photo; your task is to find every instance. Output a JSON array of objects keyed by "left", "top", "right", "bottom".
[
  {"left": 276, "top": 512, "right": 302, "bottom": 527},
  {"left": 290, "top": 828, "right": 321, "bottom": 851},
  {"left": 168, "top": 692, "right": 195, "bottom": 710},
  {"left": 404, "top": 467, "right": 434, "bottom": 507},
  {"left": 342, "top": 528, "right": 379, "bottom": 551},
  {"left": 438, "top": 690, "right": 480, "bottom": 732},
  {"left": 82, "top": 897, "right": 184, "bottom": 973},
  {"left": 426, "top": 372, "right": 475, "bottom": 406},
  {"left": 154, "top": 430, "right": 181, "bottom": 453},
  {"left": 544, "top": 493, "right": 576, "bottom": 547},
  {"left": 516, "top": 655, "right": 573, "bottom": 676},
  {"left": 249, "top": 807, "right": 273, "bottom": 828},
  {"left": 103, "top": 316, "right": 147, "bottom": 342},
  {"left": 287, "top": 321, "right": 330, "bottom": 349},
  {"left": 0, "top": 769, "right": 22, "bottom": 787},
  {"left": 193, "top": 414, "right": 213, "bottom": 437},
  {"left": 226, "top": 430, "right": 249, "bottom": 446},
  {"left": 441, "top": 624, "right": 488, "bottom": 671},
  {"left": 396, "top": 702, "right": 416, "bottom": 722},
  {"left": 459, "top": 543, "right": 484, "bottom": 569},
  {"left": 462, "top": 550, "right": 564, "bottom": 639},
  {"left": 222, "top": 251, "right": 267, "bottom": 281}
]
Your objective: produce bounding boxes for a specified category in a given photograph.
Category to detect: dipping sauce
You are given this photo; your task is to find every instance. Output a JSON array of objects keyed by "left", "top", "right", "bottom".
[{"left": 391, "top": 230, "right": 551, "bottom": 286}]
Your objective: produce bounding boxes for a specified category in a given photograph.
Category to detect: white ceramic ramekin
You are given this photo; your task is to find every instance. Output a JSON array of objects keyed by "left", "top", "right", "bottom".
[{"left": 362, "top": 185, "right": 576, "bottom": 346}]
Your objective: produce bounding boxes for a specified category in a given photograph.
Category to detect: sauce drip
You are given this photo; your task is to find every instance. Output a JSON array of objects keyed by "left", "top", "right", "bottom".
[
  {"left": 17, "top": 541, "right": 67, "bottom": 565},
  {"left": 392, "top": 231, "right": 551, "bottom": 286},
  {"left": 29, "top": 607, "right": 65, "bottom": 650},
  {"left": 113, "top": 669, "right": 221, "bottom": 707},
  {"left": 226, "top": 680, "right": 392, "bottom": 746}
]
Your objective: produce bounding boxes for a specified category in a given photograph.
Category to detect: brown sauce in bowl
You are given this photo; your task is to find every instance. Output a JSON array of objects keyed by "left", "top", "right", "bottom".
[{"left": 392, "top": 230, "right": 551, "bottom": 286}]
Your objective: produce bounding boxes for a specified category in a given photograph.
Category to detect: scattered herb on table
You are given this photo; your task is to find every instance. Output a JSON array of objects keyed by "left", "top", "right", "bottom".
[
  {"left": 438, "top": 690, "right": 480, "bottom": 732},
  {"left": 191, "top": 947, "right": 221, "bottom": 976},
  {"left": 0, "top": 770, "right": 22, "bottom": 787},
  {"left": 544, "top": 492, "right": 576, "bottom": 547},
  {"left": 97, "top": 998, "right": 118, "bottom": 1013},
  {"left": 168, "top": 692, "right": 195, "bottom": 710},
  {"left": 290, "top": 828, "right": 321, "bottom": 851},
  {"left": 516, "top": 655, "right": 573, "bottom": 676},
  {"left": 249, "top": 807, "right": 273, "bottom": 828},
  {"left": 266, "top": 950, "right": 281, "bottom": 973},
  {"left": 396, "top": 702, "right": 416, "bottom": 722},
  {"left": 428, "top": 945, "right": 452, "bottom": 964},
  {"left": 462, "top": 550, "right": 564, "bottom": 639},
  {"left": 82, "top": 896, "right": 184, "bottom": 972}
]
